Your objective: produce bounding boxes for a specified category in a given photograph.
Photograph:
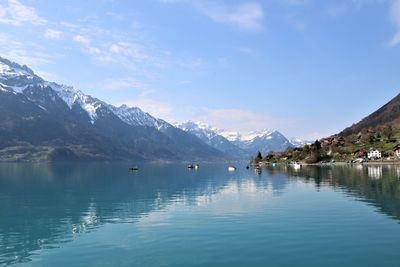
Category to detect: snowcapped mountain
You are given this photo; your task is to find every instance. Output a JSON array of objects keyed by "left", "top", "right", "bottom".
[
  {"left": 176, "top": 121, "right": 293, "bottom": 158},
  {"left": 175, "top": 121, "right": 248, "bottom": 159},
  {"left": 289, "top": 138, "right": 313, "bottom": 148},
  {"left": 0, "top": 56, "right": 225, "bottom": 162},
  {"left": 218, "top": 129, "right": 293, "bottom": 156},
  {"left": 108, "top": 104, "right": 165, "bottom": 128}
]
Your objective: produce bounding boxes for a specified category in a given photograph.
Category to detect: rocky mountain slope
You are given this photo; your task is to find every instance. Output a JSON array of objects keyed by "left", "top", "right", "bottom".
[{"left": 0, "top": 57, "right": 225, "bottom": 162}]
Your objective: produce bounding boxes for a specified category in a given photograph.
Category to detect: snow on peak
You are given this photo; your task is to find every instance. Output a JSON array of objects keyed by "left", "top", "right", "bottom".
[
  {"left": 218, "top": 128, "right": 275, "bottom": 142},
  {"left": 0, "top": 57, "right": 42, "bottom": 91},
  {"left": 45, "top": 82, "right": 102, "bottom": 123},
  {"left": 289, "top": 138, "right": 313, "bottom": 147},
  {"left": 175, "top": 121, "right": 213, "bottom": 131},
  {"left": 217, "top": 130, "right": 241, "bottom": 142},
  {"left": 175, "top": 121, "right": 220, "bottom": 139},
  {"left": 240, "top": 129, "right": 273, "bottom": 141},
  {"left": 109, "top": 104, "right": 169, "bottom": 129},
  {"left": 0, "top": 57, "right": 35, "bottom": 77}
]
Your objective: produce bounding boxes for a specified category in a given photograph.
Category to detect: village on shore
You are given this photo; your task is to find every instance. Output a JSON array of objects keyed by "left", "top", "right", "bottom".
[{"left": 251, "top": 129, "right": 400, "bottom": 166}]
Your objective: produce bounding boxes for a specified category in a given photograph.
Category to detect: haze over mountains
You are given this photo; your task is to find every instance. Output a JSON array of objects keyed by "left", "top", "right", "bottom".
[{"left": 0, "top": 57, "right": 305, "bottom": 162}]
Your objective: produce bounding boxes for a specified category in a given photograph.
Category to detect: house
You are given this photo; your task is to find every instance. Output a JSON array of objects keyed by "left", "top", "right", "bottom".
[
  {"left": 322, "top": 138, "right": 331, "bottom": 146},
  {"left": 394, "top": 144, "right": 400, "bottom": 158},
  {"left": 353, "top": 149, "right": 367, "bottom": 159},
  {"left": 368, "top": 149, "right": 381, "bottom": 160}
]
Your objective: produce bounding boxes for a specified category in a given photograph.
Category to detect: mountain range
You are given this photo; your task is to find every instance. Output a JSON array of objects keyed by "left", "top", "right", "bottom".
[
  {"left": 175, "top": 121, "right": 305, "bottom": 157},
  {"left": 0, "top": 56, "right": 304, "bottom": 162}
]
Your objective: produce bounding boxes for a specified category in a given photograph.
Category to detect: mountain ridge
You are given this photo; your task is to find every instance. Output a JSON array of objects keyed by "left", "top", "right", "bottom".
[
  {"left": 176, "top": 121, "right": 294, "bottom": 157},
  {"left": 0, "top": 56, "right": 226, "bottom": 162},
  {"left": 339, "top": 93, "right": 400, "bottom": 137}
]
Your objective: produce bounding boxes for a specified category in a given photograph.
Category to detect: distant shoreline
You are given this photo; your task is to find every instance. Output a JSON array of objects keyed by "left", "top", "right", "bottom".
[{"left": 256, "top": 160, "right": 400, "bottom": 166}]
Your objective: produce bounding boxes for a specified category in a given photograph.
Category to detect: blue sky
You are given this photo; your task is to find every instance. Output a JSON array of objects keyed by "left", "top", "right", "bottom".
[{"left": 0, "top": 0, "right": 399, "bottom": 139}]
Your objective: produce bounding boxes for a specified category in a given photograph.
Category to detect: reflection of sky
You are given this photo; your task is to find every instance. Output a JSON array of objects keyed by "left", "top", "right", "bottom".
[{"left": 3, "top": 164, "right": 400, "bottom": 266}]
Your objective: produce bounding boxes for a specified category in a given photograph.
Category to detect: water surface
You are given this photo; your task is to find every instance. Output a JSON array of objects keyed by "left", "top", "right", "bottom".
[{"left": 1, "top": 163, "right": 400, "bottom": 266}]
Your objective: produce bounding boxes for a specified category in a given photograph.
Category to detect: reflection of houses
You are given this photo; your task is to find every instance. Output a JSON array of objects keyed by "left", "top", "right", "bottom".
[
  {"left": 367, "top": 149, "right": 381, "bottom": 160},
  {"left": 394, "top": 144, "right": 400, "bottom": 158},
  {"left": 368, "top": 165, "right": 383, "bottom": 179}
]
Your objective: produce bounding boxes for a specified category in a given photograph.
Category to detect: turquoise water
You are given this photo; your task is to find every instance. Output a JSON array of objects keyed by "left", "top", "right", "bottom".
[{"left": 1, "top": 163, "right": 400, "bottom": 266}]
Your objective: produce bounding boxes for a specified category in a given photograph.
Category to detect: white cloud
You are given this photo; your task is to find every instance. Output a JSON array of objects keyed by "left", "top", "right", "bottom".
[
  {"left": 109, "top": 42, "right": 149, "bottom": 61},
  {"left": 44, "top": 29, "right": 62, "bottom": 40},
  {"left": 0, "top": 0, "right": 46, "bottom": 26},
  {"left": 72, "top": 34, "right": 105, "bottom": 56},
  {"left": 161, "top": 1, "right": 264, "bottom": 32},
  {"left": 389, "top": 0, "right": 400, "bottom": 47},
  {"left": 0, "top": 32, "right": 52, "bottom": 67},
  {"left": 200, "top": 2, "right": 264, "bottom": 31},
  {"left": 73, "top": 34, "right": 91, "bottom": 46}
]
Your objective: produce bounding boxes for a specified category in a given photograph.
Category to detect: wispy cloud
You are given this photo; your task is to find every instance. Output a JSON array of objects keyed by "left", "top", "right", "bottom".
[
  {"left": 109, "top": 42, "right": 149, "bottom": 62},
  {"left": 44, "top": 29, "right": 62, "bottom": 40},
  {"left": 161, "top": 1, "right": 264, "bottom": 32},
  {"left": 0, "top": 0, "right": 46, "bottom": 26},
  {"left": 196, "top": 108, "right": 272, "bottom": 133},
  {"left": 389, "top": 0, "right": 400, "bottom": 47},
  {"left": 0, "top": 32, "right": 52, "bottom": 67},
  {"left": 72, "top": 34, "right": 91, "bottom": 46}
]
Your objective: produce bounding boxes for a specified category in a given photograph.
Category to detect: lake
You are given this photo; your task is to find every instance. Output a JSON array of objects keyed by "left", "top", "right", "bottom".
[{"left": 1, "top": 163, "right": 400, "bottom": 267}]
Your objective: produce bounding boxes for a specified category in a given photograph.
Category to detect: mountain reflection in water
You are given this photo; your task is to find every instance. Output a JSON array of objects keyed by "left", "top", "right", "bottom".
[{"left": 1, "top": 163, "right": 400, "bottom": 266}]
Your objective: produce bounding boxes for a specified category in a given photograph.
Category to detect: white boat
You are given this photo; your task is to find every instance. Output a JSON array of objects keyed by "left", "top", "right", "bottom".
[
  {"left": 228, "top": 166, "right": 237, "bottom": 172},
  {"left": 195, "top": 164, "right": 200, "bottom": 170},
  {"left": 293, "top": 162, "right": 302, "bottom": 169}
]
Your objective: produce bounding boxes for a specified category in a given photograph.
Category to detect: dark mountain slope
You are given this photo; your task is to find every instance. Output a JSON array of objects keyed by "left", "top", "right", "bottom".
[{"left": 340, "top": 93, "right": 400, "bottom": 136}]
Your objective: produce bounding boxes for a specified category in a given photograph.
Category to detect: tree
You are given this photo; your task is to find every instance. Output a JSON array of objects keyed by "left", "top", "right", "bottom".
[
  {"left": 251, "top": 151, "right": 264, "bottom": 165},
  {"left": 383, "top": 125, "right": 393, "bottom": 140},
  {"left": 256, "top": 151, "right": 263, "bottom": 160},
  {"left": 313, "top": 140, "right": 321, "bottom": 151}
]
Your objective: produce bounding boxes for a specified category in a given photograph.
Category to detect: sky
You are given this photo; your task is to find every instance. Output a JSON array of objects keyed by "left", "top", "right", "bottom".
[{"left": 0, "top": 0, "right": 400, "bottom": 139}]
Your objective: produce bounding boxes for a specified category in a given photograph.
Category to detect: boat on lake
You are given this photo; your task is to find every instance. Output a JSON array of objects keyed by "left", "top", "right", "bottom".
[
  {"left": 228, "top": 166, "right": 237, "bottom": 171},
  {"left": 293, "top": 162, "right": 302, "bottom": 169}
]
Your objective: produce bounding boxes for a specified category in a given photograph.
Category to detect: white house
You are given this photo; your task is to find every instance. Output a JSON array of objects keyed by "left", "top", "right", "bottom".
[
  {"left": 368, "top": 149, "right": 381, "bottom": 159},
  {"left": 394, "top": 145, "right": 400, "bottom": 158}
]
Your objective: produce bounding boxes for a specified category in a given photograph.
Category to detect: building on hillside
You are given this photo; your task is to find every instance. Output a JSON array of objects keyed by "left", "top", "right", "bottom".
[
  {"left": 353, "top": 149, "right": 368, "bottom": 159},
  {"left": 394, "top": 144, "right": 400, "bottom": 158},
  {"left": 367, "top": 149, "right": 381, "bottom": 160}
]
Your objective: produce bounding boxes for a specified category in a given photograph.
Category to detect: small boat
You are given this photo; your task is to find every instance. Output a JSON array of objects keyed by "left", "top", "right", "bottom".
[
  {"left": 228, "top": 166, "right": 237, "bottom": 172},
  {"left": 195, "top": 164, "right": 200, "bottom": 170},
  {"left": 187, "top": 164, "right": 195, "bottom": 169},
  {"left": 293, "top": 162, "right": 302, "bottom": 169},
  {"left": 129, "top": 167, "right": 139, "bottom": 171},
  {"left": 246, "top": 165, "right": 250, "bottom": 169}
]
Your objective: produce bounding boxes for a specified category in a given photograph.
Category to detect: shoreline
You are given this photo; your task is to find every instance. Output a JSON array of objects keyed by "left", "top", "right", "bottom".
[{"left": 257, "top": 160, "right": 400, "bottom": 166}]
